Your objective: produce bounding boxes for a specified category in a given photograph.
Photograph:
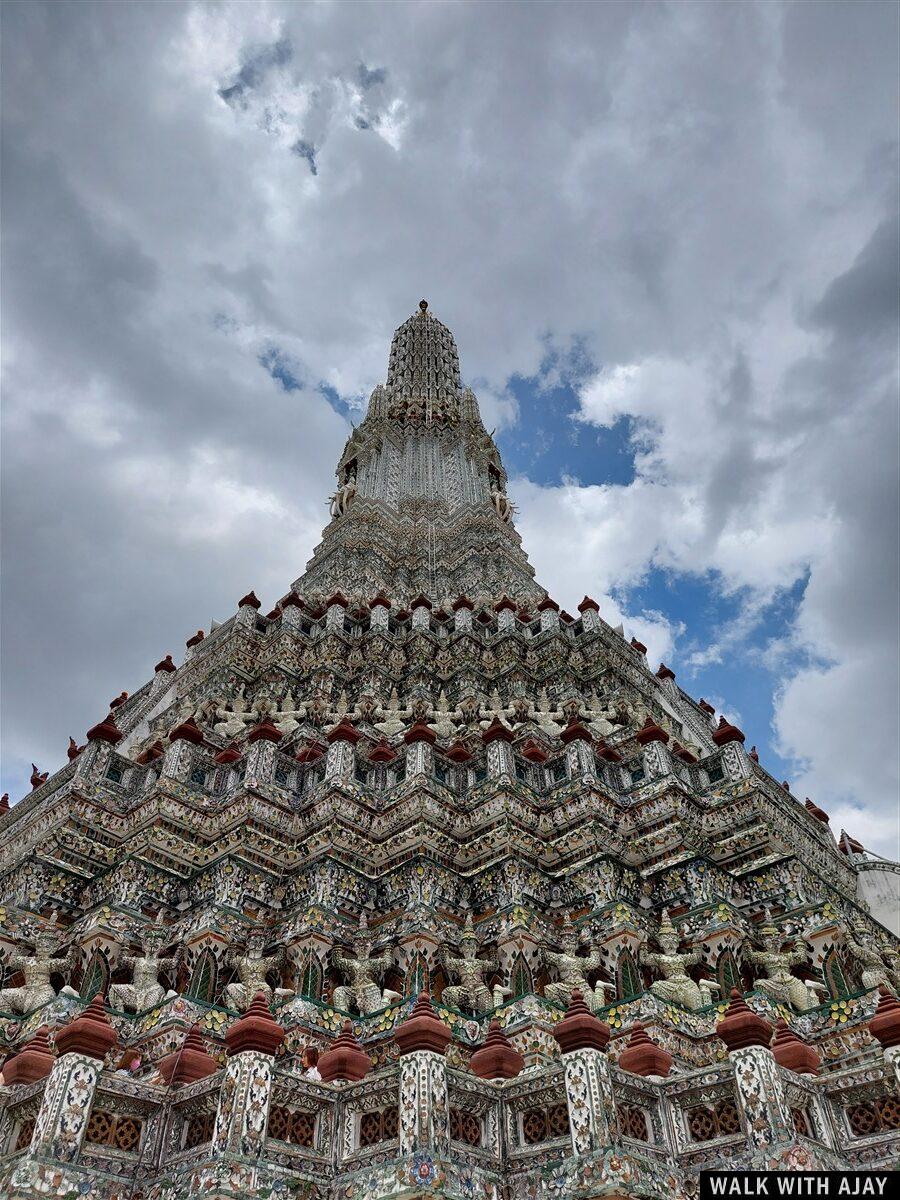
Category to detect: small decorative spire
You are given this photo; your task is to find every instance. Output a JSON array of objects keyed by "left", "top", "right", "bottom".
[
  {"left": 617, "top": 1021, "right": 673, "bottom": 1078},
  {"left": 394, "top": 992, "right": 452, "bottom": 1056},
  {"left": 67, "top": 737, "right": 85, "bottom": 760},
  {"left": 0, "top": 793, "right": 9, "bottom": 813},
  {"left": 553, "top": 989, "right": 610, "bottom": 1054},
  {"left": 470, "top": 1018, "right": 524, "bottom": 1079},
  {"left": 445, "top": 739, "right": 473, "bottom": 763},
  {"left": 712, "top": 715, "right": 746, "bottom": 746},
  {"left": 404, "top": 720, "right": 436, "bottom": 745},
  {"left": 86, "top": 712, "right": 123, "bottom": 745},
  {"left": 635, "top": 715, "right": 669, "bottom": 746},
  {"left": 327, "top": 718, "right": 361, "bottom": 744},
  {"left": 596, "top": 739, "right": 622, "bottom": 762},
  {"left": 238, "top": 590, "right": 261, "bottom": 610},
  {"left": 155, "top": 653, "right": 176, "bottom": 673},
  {"left": 225, "top": 991, "right": 285, "bottom": 1057},
  {"left": 318, "top": 1019, "right": 371, "bottom": 1082},
  {"left": 770, "top": 1018, "right": 820, "bottom": 1074},
  {"left": 169, "top": 716, "right": 204, "bottom": 745},
  {"left": 109, "top": 690, "right": 128, "bottom": 709},
  {"left": 3, "top": 1025, "right": 55, "bottom": 1084},
  {"left": 481, "top": 716, "right": 514, "bottom": 744},
  {"left": 55, "top": 994, "right": 119, "bottom": 1061},
  {"left": 716, "top": 988, "right": 772, "bottom": 1052},
  {"left": 160, "top": 1025, "right": 219, "bottom": 1084},
  {"left": 560, "top": 717, "right": 593, "bottom": 744},
  {"left": 214, "top": 742, "right": 243, "bottom": 765},
  {"left": 869, "top": 985, "right": 900, "bottom": 1049},
  {"left": 136, "top": 740, "right": 164, "bottom": 765},
  {"left": 368, "top": 738, "right": 397, "bottom": 763},
  {"left": 419, "top": 299, "right": 428, "bottom": 312},
  {"left": 186, "top": 629, "right": 205, "bottom": 648}
]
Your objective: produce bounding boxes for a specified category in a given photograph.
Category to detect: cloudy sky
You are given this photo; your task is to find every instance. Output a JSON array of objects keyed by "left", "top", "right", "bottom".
[{"left": 2, "top": 1, "right": 897, "bottom": 855}]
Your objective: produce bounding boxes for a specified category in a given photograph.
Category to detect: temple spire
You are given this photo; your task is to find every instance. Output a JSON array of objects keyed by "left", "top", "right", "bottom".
[{"left": 296, "top": 302, "right": 543, "bottom": 607}]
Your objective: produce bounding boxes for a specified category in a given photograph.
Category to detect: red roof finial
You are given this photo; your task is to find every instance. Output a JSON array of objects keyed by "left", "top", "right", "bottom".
[
  {"left": 160, "top": 1025, "right": 219, "bottom": 1084},
  {"left": 318, "top": 1019, "right": 372, "bottom": 1082},
  {"left": 470, "top": 1018, "right": 524, "bottom": 1079},
  {"left": 617, "top": 1021, "right": 673, "bottom": 1077},
  {"left": 553, "top": 989, "right": 610, "bottom": 1054},
  {"left": 716, "top": 988, "right": 772, "bottom": 1052},
  {"left": 771, "top": 1018, "right": 820, "bottom": 1074},
  {"left": 394, "top": 992, "right": 452, "bottom": 1055},
  {"left": 225, "top": 991, "right": 285, "bottom": 1057},
  {"left": 2, "top": 1025, "right": 55, "bottom": 1084},
  {"left": 55, "top": 994, "right": 119, "bottom": 1060},
  {"left": 869, "top": 986, "right": 900, "bottom": 1049}
]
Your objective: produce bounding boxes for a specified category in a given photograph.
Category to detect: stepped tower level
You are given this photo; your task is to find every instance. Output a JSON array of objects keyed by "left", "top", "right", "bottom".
[{"left": 1, "top": 305, "right": 899, "bottom": 1200}]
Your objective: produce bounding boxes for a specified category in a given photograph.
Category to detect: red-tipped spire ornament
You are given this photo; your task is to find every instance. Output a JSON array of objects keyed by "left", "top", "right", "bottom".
[
  {"left": 55, "top": 994, "right": 119, "bottom": 1060},
  {"left": 470, "top": 1018, "right": 524, "bottom": 1079},
  {"left": 770, "top": 1019, "right": 820, "bottom": 1074},
  {"left": 225, "top": 991, "right": 285, "bottom": 1057},
  {"left": 3, "top": 1025, "right": 55, "bottom": 1084},
  {"left": 318, "top": 1019, "right": 371, "bottom": 1082},
  {"left": 716, "top": 989, "right": 772, "bottom": 1051},
  {"left": 394, "top": 992, "right": 452, "bottom": 1055},
  {"left": 636, "top": 715, "right": 669, "bottom": 746},
  {"left": 86, "top": 713, "right": 123, "bottom": 745},
  {"left": 553, "top": 989, "right": 610, "bottom": 1054},
  {"left": 160, "top": 1025, "right": 219, "bottom": 1084},
  {"left": 869, "top": 985, "right": 900, "bottom": 1049}
]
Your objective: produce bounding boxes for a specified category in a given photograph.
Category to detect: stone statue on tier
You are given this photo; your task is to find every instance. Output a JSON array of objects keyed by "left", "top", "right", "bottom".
[
  {"left": 843, "top": 921, "right": 896, "bottom": 993},
  {"left": 441, "top": 913, "right": 496, "bottom": 1014},
  {"left": 331, "top": 914, "right": 400, "bottom": 1015},
  {"left": 224, "top": 930, "right": 295, "bottom": 1010},
  {"left": 329, "top": 470, "right": 357, "bottom": 519},
  {"left": 489, "top": 480, "right": 513, "bottom": 523},
  {"left": 639, "top": 910, "right": 712, "bottom": 1011},
  {"left": 0, "top": 930, "right": 77, "bottom": 1014},
  {"left": 109, "top": 928, "right": 179, "bottom": 1013},
  {"left": 743, "top": 913, "right": 818, "bottom": 1012},
  {"left": 543, "top": 917, "right": 612, "bottom": 1012}
]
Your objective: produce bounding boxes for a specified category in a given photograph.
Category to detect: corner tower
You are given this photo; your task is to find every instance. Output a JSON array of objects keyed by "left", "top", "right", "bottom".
[{"left": 298, "top": 301, "right": 544, "bottom": 605}]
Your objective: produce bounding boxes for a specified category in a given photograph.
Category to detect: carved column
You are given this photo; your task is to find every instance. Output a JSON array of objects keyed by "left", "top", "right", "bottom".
[
  {"left": 325, "top": 592, "right": 348, "bottom": 631},
  {"left": 212, "top": 1050, "right": 274, "bottom": 1160},
  {"left": 28, "top": 994, "right": 119, "bottom": 1164},
  {"left": 213, "top": 992, "right": 285, "bottom": 1160},
  {"left": 452, "top": 596, "right": 473, "bottom": 632},
  {"left": 398, "top": 1051, "right": 451, "bottom": 1156},
  {"left": 718, "top": 990, "right": 792, "bottom": 1154},
  {"left": 369, "top": 596, "right": 390, "bottom": 631},
  {"left": 553, "top": 990, "right": 615, "bottom": 1155},
  {"left": 577, "top": 596, "right": 601, "bottom": 633},
  {"left": 404, "top": 723, "right": 435, "bottom": 777},
  {"left": 483, "top": 721, "right": 514, "bottom": 778},
  {"left": 538, "top": 597, "right": 560, "bottom": 633},
  {"left": 28, "top": 1052, "right": 103, "bottom": 1163},
  {"left": 729, "top": 1046, "right": 793, "bottom": 1151},
  {"left": 561, "top": 1047, "right": 616, "bottom": 1153}
]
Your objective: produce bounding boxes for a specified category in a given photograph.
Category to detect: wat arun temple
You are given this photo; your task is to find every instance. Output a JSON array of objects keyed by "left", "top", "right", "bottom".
[{"left": 1, "top": 302, "right": 898, "bottom": 1200}]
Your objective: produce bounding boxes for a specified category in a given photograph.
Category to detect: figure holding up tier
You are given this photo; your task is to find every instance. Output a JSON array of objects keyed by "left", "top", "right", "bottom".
[
  {"left": 331, "top": 914, "right": 400, "bottom": 1015},
  {"left": 743, "top": 912, "right": 819, "bottom": 1012},
  {"left": 441, "top": 913, "right": 496, "bottom": 1014}
]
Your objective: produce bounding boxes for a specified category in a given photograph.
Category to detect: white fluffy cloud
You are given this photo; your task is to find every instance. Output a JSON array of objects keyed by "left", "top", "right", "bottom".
[{"left": 1, "top": 1, "right": 897, "bottom": 854}]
